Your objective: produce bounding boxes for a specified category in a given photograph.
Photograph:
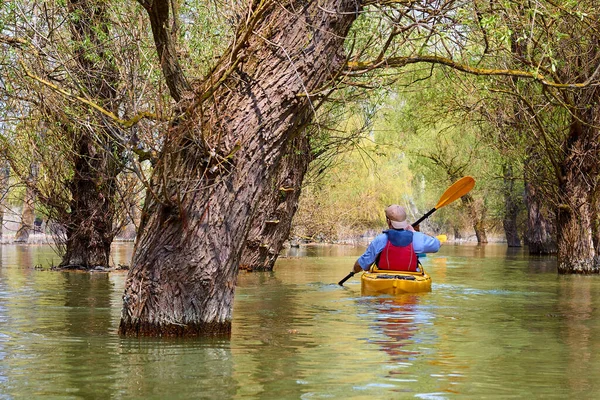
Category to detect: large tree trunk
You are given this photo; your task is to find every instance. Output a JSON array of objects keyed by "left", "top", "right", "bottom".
[
  {"left": 525, "top": 180, "right": 557, "bottom": 254},
  {"left": 523, "top": 159, "right": 556, "bottom": 254},
  {"left": 556, "top": 113, "right": 600, "bottom": 273},
  {"left": 502, "top": 161, "right": 521, "bottom": 247},
  {"left": 0, "top": 160, "right": 9, "bottom": 240},
  {"left": 592, "top": 182, "right": 600, "bottom": 269},
  {"left": 119, "top": 1, "right": 358, "bottom": 336},
  {"left": 240, "top": 134, "right": 311, "bottom": 271},
  {"left": 453, "top": 226, "right": 462, "bottom": 240},
  {"left": 14, "top": 162, "right": 38, "bottom": 243},
  {"left": 59, "top": 135, "right": 119, "bottom": 268},
  {"left": 57, "top": 0, "right": 122, "bottom": 268},
  {"left": 462, "top": 193, "right": 488, "bottom": 243},
  {"left": 502, "top": 162, "right": 521, "bottom": 247}
]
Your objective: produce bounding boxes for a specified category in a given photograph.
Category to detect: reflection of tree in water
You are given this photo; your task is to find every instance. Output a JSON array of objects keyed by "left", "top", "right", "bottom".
[
  {"left": 2, "top": 250, "right": 121, "bottom": 398},
  {"left": 232, "top": 272, "right": 310, "bottom": 398},
  {"left": 527, "top": 254, "right": 558, "bottom": 273},
  {"left": 558, "top": 277, "right": 600, "bottom": 396},
  {"left": 430, "top": 256, "right": 448, "bottom": 281},
  {"left": 117, "top": 339, "right": 239, "bottom": 399},
  {"left": 64, "top": 273, "right": 112, "bottom": 334},
  {"left": 110, "top": 243, "right": 135, "bottom": 268},
  {"left": 62, "top": 272, "right": 118, "bottom": 398}
]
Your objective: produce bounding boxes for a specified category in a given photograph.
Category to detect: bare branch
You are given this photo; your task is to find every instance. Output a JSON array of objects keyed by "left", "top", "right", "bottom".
[
  {"left": 346, "top": 55, "right": 600, "bottom": 89},
  {"left": 142, "top": 0, "right": 191, "bottom": 101},
  {"left": 19, "top": 60, "right": 164, "bottom": 129}
]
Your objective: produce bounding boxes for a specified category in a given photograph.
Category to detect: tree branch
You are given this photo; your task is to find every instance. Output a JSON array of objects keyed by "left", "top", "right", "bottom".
[
  {"left": 346, "top": 55, "right": 600, "bottom": 89},
  {"left": 489, "top": 87, "right": 563, "bottom": 184},
  {"left": 140, "top": 0, "right": 191, "bottom": 102},
  {"left": 20, "top": 60, "right": 164, "bottom": 129}
]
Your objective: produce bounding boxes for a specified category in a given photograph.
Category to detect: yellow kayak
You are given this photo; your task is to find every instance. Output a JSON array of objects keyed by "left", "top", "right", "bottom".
[{"left": 361, "top": 268, "right": 432, "bottom": 295}]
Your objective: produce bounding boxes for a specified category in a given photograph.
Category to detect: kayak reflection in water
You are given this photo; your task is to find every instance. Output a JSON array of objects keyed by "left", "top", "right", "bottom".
[
  {"left": 352, "top": 205, "right": 441, "bottom": 274},
  {"left": 371, "top": 294, "right": 423, "bottom": 366}
]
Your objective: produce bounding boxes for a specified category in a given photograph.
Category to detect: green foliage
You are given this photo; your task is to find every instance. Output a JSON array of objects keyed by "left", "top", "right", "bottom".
[
  {"left": 179, "top": 0, "right": 235, "bottom": 78},
  {"left": 293, "top": 137, "right": 414, "bottom": 241},
  {"left": 295, "top": 59, "right": 529, "bottom": 241}
]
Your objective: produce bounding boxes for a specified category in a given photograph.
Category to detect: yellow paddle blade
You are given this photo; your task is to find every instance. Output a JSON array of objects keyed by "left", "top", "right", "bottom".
[
  {"left": 435, "top": 176, "right": 475, "bottom": 209},
  {"left": 436, "top": 234, "right": 447, "bottom": 243}
]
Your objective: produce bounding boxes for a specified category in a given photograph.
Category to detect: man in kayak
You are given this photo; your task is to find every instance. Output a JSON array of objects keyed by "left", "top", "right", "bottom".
[{"left": 352, "top": 204, "right": 441, "bottom": 274}]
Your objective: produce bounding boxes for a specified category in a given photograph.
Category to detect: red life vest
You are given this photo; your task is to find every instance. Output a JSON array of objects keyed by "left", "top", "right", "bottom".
[{"left": 376, "top": 231, "right": 419, "bottom": 272}]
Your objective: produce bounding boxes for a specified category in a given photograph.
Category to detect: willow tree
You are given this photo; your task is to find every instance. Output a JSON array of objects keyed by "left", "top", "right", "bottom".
[
  {"left": 417, "top": 137, "right": 489, "bottom": 244},
  {"left": 57, "top": 0, "right": 123, "bottom": 266},
  {"left": 0, "top": 159, "right": 9, "bottom": 239},
  {"left": 14, "top": 160, "right": 38, "bottom": 243},
  {"left": 479, "top": 1, "right": 600, "bottom": 268},
  {"left": 347, "top": 1, "right": 600, "bottom": 271},
  {"left": 119, "top": 0, "right": 358, "bottom": 336},
  {"left": 373, "top": 70, "right": 492, "bottom": 243},
  {"left": 524, "top": 152, "right": 557, "bottom": 254},
  {"left": 1, "top": 0, "right": 153, "bottom": 267},
  {"left": 486, "top": 1, "right": 600, "bottom": 272}
]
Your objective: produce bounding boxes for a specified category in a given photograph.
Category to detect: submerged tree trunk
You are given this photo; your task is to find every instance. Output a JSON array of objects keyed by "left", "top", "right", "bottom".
[
  {"left": 119, "top": 1, "right": 358, "bottom": 336},
  {"left": 523, "top": 159, "right": 556, "bottom": 254},
  {"left": 453, "top": 226, "right": 462, "bottom": 240},
  {"left": 524, "top": 180, "right": 557, "bottom": 254},
  {"left": 556, "top": 113, "right": 600, "bottom": 274},
  {"left": 502, "top": 162, "right": 521, "bottom": 247},
  {"left": 592, "top": 182, "right": 600, "bottom": 269},
  {"left": 14, "top": 162, "right": 38, "bottom": 243},
  {"left": 59, "top": 135, "right": 119, "bottom": 268},
  {"left": 462, "top": 193, "right": 488, "bottom": 243},
  {"left": 56, "top": 0, "right": 122, "bottom": 268},
  {"left": 240, "top": 134, "right": 311, "bottom": 271},
  {"left": 0, "top": 160, "right": 9, "bottom": 240}
]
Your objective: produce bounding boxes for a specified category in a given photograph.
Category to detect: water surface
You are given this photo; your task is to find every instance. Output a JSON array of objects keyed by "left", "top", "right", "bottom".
[{"left": 1, "top": 243, "right": 599, "bottom": 399}]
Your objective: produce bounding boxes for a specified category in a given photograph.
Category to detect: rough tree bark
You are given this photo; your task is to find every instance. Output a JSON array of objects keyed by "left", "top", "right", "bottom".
[
  {"left": 59, "top": 135, "right": 120, "bottom": 268},
  {"left": 14, "top": 162, "right": 37, "bottom": 243},
  {"left": 592, "top": 181, "right": 600, "bottom": 269},
  {"left": 524, "top": 180, "right": 557, "bottom": 254},
  {"left": 143, "top": 0, "right": 190, "bottom": 102},
  {"left": 556, "top": 110, "right": 600, "bottom": 273},
  {"left": 502, "top": 162, "right": 521, "bottom": 247},
  {"left": 240, "top": 134, "right": 311, "bottom": 271},
  {"left": 461, "top": 193, "right": 488, "bottom": 244},
  {"left": 0, "top": 160, "right": 9, "bottom": 240},
  {"left": 523, "top": 153, "right": 556, "bottom": 254},
  {"left": 57, "top": 0, "right": 123, "bottom": 268},
  {"left": 119, "top": 0, "right": 359, "bottom": 336}
]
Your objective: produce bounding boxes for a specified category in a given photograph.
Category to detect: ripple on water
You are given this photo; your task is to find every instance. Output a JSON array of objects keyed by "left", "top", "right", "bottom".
[{"left": 0, "top": 244, "right": 599, "bottom": 399}]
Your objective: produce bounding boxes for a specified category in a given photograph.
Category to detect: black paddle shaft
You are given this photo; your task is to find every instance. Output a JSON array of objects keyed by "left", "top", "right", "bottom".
[
  {"left": 411, "top": 207, "right": 436, "bottom": 228},
  {"left": 338, "top": 271, "right": 354, "bottom": 286}
]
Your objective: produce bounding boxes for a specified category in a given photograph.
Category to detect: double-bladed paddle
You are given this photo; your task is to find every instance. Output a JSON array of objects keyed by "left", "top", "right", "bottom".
[{"left": 338, "top": 176, "right": 475, "bottom": 286}]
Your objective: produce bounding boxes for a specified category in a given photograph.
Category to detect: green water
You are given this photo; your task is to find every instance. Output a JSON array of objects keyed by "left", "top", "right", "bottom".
[{"left": 1, "top": 243, "right": 600, "bottom": 399}]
